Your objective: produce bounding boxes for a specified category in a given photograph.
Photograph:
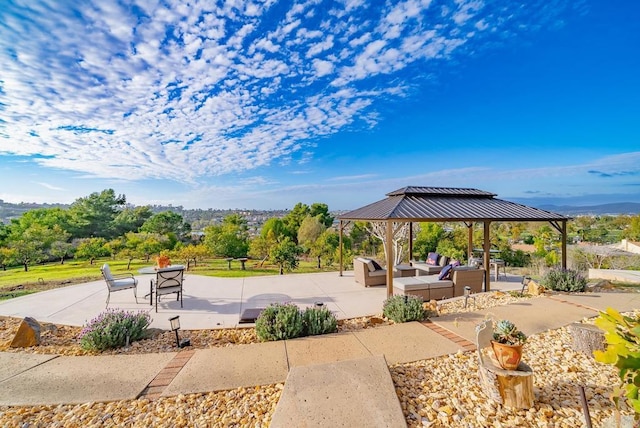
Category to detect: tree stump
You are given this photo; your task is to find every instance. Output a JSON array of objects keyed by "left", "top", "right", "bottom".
[
  {"left": 476, "top": 321, "right": 535, "bottom": 409},
  {"left": 568, "top": 323, "right": 606, "bottom": 357}
]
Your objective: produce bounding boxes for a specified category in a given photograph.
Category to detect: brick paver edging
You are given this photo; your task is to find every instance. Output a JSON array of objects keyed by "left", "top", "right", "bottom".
[
  {"left": 421, "top": 320, "right": 476, "bottom": 352},
  {"left": 138, "top": 350, "right": 196, "bottom": 400},
  {"left": 545, "top": 295, "right": 601, "bottom": 313}
]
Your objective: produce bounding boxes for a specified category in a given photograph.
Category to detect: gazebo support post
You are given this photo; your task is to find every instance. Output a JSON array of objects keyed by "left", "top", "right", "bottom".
[
  {"left": 465, "top": 222, "right": 474, "bottom": 262},
  {"left": 561, "top": 220, "right": 567, "bottom": 269},
  {"left": 483, "top": 221, "right": 491, "bottom": 292},
  {"left": 339, "top": 220, "right": 344, "bottom": 276},
  {"left": 386, "top": 219, "right": 394, "bottom": 298},
  {"left": 409, "top": 222, "right": 414, "bottom": 261}
]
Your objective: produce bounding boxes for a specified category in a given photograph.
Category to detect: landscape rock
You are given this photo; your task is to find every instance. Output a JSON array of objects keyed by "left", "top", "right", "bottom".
[{"left": 10, "top": 317, "right": 42, "bottom": 348}]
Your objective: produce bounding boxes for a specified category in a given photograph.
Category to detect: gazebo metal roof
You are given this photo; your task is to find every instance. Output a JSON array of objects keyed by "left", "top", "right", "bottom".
[{"left": 339, "top": 186, "right": 569, "bottom": 222}]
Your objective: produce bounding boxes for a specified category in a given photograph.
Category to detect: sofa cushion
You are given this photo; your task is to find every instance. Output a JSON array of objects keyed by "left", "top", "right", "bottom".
[
  {"left": 428, "top": 281, "right": 453, "bottom": 290},
  {"left": 426, "top": 252, "right": 439, "bottom": 265},
  {"left": 365, "top": 259, "right": 375, "bottom": 271},
  {"left": 369, "top": 269, "right": 386, "bottom": 277},
  {"left": 438, "top": 264, "right": 454, "bottom": 280},
  {"left": 438, "top": 256, "right": 450, "bottom": 267}
]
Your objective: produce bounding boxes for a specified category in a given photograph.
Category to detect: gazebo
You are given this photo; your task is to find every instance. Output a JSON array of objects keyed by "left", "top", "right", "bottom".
[{"left": 337, "top": 186, "right": 570, "bottom": 297}]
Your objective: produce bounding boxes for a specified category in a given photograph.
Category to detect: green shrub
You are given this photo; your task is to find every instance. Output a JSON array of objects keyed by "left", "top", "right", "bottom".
[
  {"left": 594, "top": 308, "right": 640, "bottom": 416},
  {"left": 255, "top": 302, "right": 304, "bottom": 341},
  {"left": 383, "top": 295, "right": 426, "bottom": 323},
  {"left": 303, "top": 306, "right": 338, "bottom": 336},
  {"left": 79, "top": 309, "right": 151, "bottom": 351},
  {"left": 542, "top": 268, "right": 587, "bottom": 292}
]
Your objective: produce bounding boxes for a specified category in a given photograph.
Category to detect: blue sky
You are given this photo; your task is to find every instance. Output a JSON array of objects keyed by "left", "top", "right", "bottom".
[{"left": 1, "top": 0, "right": 638, "bottom": 210}]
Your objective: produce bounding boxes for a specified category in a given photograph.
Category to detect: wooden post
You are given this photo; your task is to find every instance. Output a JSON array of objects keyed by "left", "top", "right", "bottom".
[
  {"left": 386, "top": 220, "right": 394, "bottom": 298},
  {"left": 409, "top": 222, "right": 413, "bottom": 261},
  {"left": 483, "top": 221, "right": 491, "bottom": 292},
  {"left": 561, "top": 220, "right": 567, "bottom": 269},
  {"left": 338, "top": 220, "right": 343, "bottom": 277},
  {"left": 467, "top": 222, "right": 474, "bottom": 262}
]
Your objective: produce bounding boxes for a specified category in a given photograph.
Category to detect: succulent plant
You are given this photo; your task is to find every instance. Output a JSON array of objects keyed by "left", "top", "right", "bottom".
[{"left": 492, "top": 319, "right": 527, "bottom": 345}]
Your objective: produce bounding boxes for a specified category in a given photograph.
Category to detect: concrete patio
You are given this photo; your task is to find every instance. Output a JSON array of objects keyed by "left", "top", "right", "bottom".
[{"left": 0, "top": 270, "right": 525, "bottom": 330}]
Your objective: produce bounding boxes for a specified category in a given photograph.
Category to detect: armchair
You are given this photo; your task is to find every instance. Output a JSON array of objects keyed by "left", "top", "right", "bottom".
[{"left": 101, "top": 263, "right": 138, "bottom": 308}]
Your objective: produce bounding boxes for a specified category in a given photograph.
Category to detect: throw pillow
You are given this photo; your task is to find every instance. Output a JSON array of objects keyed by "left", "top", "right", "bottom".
[
  {"left": 426, "top": 252, "right": 439, "bottom": 265},
  {"left": 365, "top": 259, "right": 375, "bottom": 272},
  {"left": 438, "top": 256, "right": 450, "bottom": 267},
  {"left": 371, "top": 260, "right": 383, "bottom": 271},
  {"left": 438, "top": 264, "right": 454, "bottom": 280}
]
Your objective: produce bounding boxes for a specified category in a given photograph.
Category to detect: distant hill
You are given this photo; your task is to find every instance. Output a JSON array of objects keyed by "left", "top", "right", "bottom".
[{"left": 537, "top": 202, "right": 640, "bottom": 216}]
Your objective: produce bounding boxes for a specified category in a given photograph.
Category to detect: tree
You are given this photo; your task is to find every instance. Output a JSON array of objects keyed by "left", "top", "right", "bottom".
[
  {"left": 175, "top": 243, "right": 209, "bottom": 269},
  {"left": 7, "top": 223, "right": 51, "bottom": 271},
  {"left": 297, "top": 216, "right": 326, "bottom": 251},
  {"left": 67, "top": 189, "right": 126, "bottom": 239},
  {"left": 413, "top": 223, "right": 445, "bottom": 260},
  {"left": 48, "top": 228, "right": 73, "bottom": 264},
  {"left": 124, "top": 232, "right": 169, "bottom": 262},
  {"left": 74, "top": 237, "right": 109, "bottom": 265},
  {"left": 260, "top": 218, "right": 289, "bottom": 242},
  {"left": 140, "top": 211, "right": 192, "bottom": 242},
  {"left": 309, "top": 203, "right": 334, "bottom": 228},
  {"left": 270, "top": 238, "right": 302, "bottom": 274},
  {"left": 310, "top": 230, "right": 341, "bottom": 268},
  {"left": 112, "top": 206, "right": 153, "bottom": 236},
  {"left": 249, "top": 234, "right": 277, "bottom": 266},
  {"left": 203, "top": 214, "right": 249, "bottom": 258},
  {"left": 623, "top": 214, "right": 640, "bottom": 241},
  {"left": 366, "top": 221, "right": 409, "bottom": 265},
  {"left": 282, "top": 203, "right": 310, "bottom": 243}
]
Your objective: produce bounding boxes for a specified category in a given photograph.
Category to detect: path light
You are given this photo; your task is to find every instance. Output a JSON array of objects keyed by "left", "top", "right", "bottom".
[
  {"left": 464, "top": 286, "right": 476, "bottom": 309},
  {"left": 169, "top": 316, "right": 190, "bottom": 348},
  {"left": 314, "top": 302, "right": 324, "bottom": 308}
]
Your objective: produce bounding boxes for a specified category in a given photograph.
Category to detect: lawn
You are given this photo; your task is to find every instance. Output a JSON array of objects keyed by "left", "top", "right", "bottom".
[{"left": 0, "top": 257, "right": 341, "bottom": 300}]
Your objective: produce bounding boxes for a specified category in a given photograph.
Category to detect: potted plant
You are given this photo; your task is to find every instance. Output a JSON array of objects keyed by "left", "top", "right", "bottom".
[{"left": 491, "top": 319, "right": 527, "bottom": 370}]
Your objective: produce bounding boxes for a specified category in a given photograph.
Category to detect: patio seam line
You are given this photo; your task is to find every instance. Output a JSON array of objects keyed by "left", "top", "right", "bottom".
[
  {"left": 46, "top": 288, "right": 105, "bottom": 318},
  {"left": 545, "top": 295, "right": 601, "bottom": 313},
  {"left": 0, "top": 355, "right": 61, "bottom": 384},
  {"left": 348, "top": 331, "right": 376, "bottom": 358},
  {"left": 138, "top": 350, "right": 196, "bottom": 400},
  {"left": 421, "top": 320, "right": 476, "bottom": 352}
]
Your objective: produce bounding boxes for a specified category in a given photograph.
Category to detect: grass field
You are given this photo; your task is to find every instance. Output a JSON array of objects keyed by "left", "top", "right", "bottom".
[{"left": 0, "top": 257, "right": 340, "bottom": 300}]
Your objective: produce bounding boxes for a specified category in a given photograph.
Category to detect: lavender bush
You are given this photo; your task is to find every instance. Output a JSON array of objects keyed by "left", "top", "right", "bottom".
[
  {"left": 542, "top": 268, "right": 587, "bottom": 292},
  {"left": 79, "top": 309, "right": 151, "bottom": 351}
]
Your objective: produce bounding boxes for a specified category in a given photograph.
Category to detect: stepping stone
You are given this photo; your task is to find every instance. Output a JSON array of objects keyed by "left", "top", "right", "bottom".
[{"left": 270, "top": 354, "right": 406, "bottom": 427}]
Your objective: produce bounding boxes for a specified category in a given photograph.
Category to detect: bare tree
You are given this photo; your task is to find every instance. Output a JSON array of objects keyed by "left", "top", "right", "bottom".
[{"left": 365, "top": 221, "right": 409, "bottom": 265}]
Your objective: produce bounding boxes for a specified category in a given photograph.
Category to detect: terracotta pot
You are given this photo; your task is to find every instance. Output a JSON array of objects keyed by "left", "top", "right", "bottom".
[{"left": 491, "top": 340, "right": 523, "bottom": 370}]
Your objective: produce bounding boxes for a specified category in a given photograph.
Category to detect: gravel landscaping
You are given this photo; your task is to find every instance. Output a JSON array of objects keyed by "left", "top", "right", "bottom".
[{"left": 0, "top": 291, "right": 633, "bottom": 427}]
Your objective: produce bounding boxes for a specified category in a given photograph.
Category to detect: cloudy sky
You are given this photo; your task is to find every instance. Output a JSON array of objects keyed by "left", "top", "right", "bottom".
[{"left": 1, "top": 0, "right": 638, "bottom": 210}]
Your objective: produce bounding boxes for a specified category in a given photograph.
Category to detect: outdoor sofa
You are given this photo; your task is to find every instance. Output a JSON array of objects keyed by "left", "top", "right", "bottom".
[
  {"left": 392, "top": 266, "right": 485, "bottom": 301},
  {"left": 410, "top": 252, "right": 451, "bottom": 275}
]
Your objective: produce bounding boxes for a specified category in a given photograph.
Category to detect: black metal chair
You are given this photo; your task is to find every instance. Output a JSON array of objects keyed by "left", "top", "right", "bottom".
[{"left": 151, "top": 267, "right": 184, "bottom": 312}]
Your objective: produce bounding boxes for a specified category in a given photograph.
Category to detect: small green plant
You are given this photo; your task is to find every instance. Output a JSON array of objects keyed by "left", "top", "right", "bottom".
[
  {"left": 492, "top": 319, "right": 527, "bottom": 345},
  {"left": 594, "top": 307, "right": 640, "bottom": 416},
  {"left": 303, "top": 306, "right": 338, "bottom": 336},
  {"left": 255, "top": 302, "right": 304, "bottom": 341},
  {"left": 382, "top": 295, "right": 426, "bottom": 323},
  {"left": 542, "top": 268, "right": 587, "bottom": 292},
  {"left": 79, "top": 309, "right": 151, "bottom": 351}
]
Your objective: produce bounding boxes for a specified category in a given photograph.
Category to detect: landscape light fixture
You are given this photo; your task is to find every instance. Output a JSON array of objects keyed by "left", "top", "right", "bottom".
[
  {"left": 169, "top": 315, "right": 190, "bottom": 348},
  {"left": 463, "top": 286, "right": 476, "bottom": 309}
]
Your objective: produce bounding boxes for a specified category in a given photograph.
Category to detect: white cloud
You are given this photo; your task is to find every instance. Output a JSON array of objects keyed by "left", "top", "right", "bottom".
[{"left": 0, "top": 0, "right": 572, "bottom": 193}]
